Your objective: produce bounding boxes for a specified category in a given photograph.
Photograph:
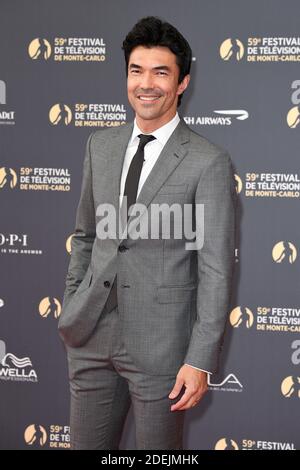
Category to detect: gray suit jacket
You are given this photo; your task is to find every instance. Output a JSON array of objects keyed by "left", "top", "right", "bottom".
[{"left": 58, "top": 117, "right": 237, "bottom": 375}]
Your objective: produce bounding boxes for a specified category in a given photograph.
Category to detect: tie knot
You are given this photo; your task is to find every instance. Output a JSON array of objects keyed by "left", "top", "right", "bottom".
[{"left": 138, "top": 133, "right": 156, "bottom": 149}]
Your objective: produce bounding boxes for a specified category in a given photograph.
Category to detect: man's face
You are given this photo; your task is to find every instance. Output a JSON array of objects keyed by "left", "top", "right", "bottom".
[{"left": 127, "top": 45, "right": 190, "bottom": 130}]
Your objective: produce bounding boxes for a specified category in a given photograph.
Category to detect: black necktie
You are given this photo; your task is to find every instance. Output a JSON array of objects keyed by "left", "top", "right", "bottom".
[{"left": 104, "top": 133, "right": 156, "bottom": 313}]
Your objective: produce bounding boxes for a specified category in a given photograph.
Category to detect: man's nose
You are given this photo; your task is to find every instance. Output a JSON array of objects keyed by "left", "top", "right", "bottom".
[{"left": 139, "top": 71, "right": 155, "bottom": 89}]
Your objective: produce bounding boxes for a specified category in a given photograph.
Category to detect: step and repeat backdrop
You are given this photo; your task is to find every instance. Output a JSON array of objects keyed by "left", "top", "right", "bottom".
[{"left": 1, "top": 0, "right": 300, "bottom": 450}]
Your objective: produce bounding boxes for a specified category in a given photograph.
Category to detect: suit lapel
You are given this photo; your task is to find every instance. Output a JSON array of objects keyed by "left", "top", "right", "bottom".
[{"left": 106, "top": 122, "right": 134, "bottom": 243}]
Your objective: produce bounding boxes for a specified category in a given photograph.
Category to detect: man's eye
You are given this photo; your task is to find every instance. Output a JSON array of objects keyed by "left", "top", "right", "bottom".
[{"left": 157, "top": 71, "right": 167, "bottom": 75}]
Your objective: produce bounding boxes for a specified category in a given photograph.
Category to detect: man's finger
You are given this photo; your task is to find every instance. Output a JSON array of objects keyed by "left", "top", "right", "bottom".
[
  {"left": 168, "top": 378, "right": 184, "bottom": 399},
  {"left": 170, "top": 388, "right": 196, "bottom": 411},
  {"left": 174, "top": 385, "right": 208, "bottom": 411},
  {"left": 174, "top": 393, "right": 203, "bottom": 411}
]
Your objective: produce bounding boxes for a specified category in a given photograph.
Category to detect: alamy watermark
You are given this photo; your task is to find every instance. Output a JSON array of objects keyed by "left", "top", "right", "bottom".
[{"left": 95, "top": 198, "right": 205, "bottom": 251}]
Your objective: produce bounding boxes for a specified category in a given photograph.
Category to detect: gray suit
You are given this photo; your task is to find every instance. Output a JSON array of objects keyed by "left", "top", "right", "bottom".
[
  {"left": 58, "top": 117, "right": 236, "bottom": 449},
  {"left": 59, "top": 116, "right": 236, "bottom": 372}
]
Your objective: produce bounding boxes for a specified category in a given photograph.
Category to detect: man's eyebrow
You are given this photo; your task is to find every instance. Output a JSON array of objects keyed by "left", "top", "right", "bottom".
[{"left": 129, "top": 64, "right": 171, "bottom": 71}]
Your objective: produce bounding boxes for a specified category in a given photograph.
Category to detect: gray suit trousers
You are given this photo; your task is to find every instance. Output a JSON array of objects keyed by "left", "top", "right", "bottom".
[{"left": 66, "top": 305, "right": 186, "bottom": 450}]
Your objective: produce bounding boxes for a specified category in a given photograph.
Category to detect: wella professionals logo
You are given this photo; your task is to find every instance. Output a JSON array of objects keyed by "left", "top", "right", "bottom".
[
  {"left": 208, "top": 373, "right": 243, "bottom": 392},
  {"left": 0, "top": 340, "right": 38, "bottom": 382}
]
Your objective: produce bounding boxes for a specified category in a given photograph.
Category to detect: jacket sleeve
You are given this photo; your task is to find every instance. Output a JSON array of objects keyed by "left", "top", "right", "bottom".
[
  {"left": 183, "top": 151, "right": 237, "bottom": 374},
  {"left": 61, "top": 131, "right": 96, "bottom": 310}
]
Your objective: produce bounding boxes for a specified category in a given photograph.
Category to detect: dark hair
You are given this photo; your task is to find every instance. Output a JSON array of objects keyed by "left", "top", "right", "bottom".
[{"left": 122, "top": 16, "right": 192, "bottom": 107}]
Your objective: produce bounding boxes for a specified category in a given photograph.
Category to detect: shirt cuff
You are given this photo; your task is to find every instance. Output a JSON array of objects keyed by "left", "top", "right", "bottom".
[{"left": 184, "top": 363, "right": 212, "bottom": 374}]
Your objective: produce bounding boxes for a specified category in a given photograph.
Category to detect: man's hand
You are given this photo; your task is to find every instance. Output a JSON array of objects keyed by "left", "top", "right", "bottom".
[{"left": 168, "top": 364, "right": 208, "bottom": 411}]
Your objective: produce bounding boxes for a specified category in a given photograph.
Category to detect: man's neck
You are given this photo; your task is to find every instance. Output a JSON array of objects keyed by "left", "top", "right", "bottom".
[{"left": 135, "top": 112, "right": 178, "bottom": 133}]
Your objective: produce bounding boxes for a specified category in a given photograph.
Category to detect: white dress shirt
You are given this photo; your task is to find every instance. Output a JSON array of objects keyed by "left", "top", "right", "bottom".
[{"left": 119, "top": 111, "right": 211, "bottom": 376}]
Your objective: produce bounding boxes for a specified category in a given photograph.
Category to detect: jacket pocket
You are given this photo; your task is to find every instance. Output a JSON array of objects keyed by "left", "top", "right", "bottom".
[
  {"left": 157, "top": 284, "right": 197, "bottom": 303},
  {"left": 158, "top": 183, "right": 188, "bottom": 195}
]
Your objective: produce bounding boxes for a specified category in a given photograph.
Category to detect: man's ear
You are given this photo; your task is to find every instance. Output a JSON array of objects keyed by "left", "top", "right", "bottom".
[{"left": 177, "top": 74, "right": 191, "bottom": 95}]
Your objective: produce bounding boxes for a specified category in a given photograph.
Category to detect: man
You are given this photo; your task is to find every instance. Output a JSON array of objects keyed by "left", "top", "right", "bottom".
[{"left": 58, "top": 16, "right": 237, "bottom": 450}]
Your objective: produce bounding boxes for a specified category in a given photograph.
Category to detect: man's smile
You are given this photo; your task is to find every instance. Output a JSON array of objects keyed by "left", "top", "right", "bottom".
[{"left": 137, "top": 94, "right": 162, "bottom": 102}]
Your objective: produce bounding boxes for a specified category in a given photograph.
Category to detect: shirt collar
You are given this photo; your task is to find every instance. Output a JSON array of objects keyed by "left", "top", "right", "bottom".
[{"left": 128, "top": 112, "right": 181, "bottom": 147}]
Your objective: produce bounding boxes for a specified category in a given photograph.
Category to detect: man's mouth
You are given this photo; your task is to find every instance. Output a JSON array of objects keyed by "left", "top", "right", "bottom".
[{"left": 137, "top": 95, "right": 161, "bottom": 102}]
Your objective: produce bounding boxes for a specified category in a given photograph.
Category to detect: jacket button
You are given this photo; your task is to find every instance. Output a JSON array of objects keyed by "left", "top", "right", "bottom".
[
  {"left": 118, "top": 244, "right": 128, "bottom": 252},
  {"left": 104, "top": 281, "right": 110, "bottom": 287}
]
